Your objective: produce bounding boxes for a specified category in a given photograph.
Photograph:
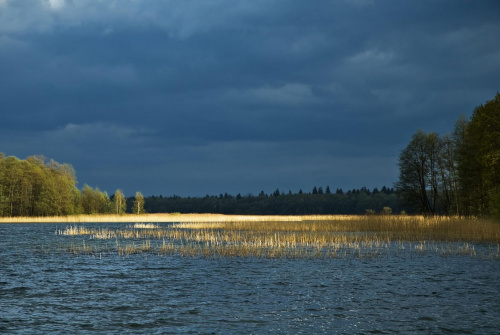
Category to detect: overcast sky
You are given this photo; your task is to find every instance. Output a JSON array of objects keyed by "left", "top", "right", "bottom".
[{"left": 1, "top": 0, "right": 499, "bottom": 197}]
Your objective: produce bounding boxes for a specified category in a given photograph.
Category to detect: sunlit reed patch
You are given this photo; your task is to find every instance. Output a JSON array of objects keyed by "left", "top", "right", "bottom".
[
  {"left": 51, "top": 215, "right": 500, "bottom": 259},
  {"left": 129, "top": 223, "right": 159, "bottom": 229}
]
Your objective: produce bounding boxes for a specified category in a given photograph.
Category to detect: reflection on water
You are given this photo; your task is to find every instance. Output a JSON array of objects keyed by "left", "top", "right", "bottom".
[{"left": 1, "top": 223, "right": 499, "bottom": 334}]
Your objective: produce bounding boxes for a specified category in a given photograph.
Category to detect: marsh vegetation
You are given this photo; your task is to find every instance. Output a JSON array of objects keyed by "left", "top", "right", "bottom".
[{"left": 51, "top": 215, "right": 500, "bottom": 259}]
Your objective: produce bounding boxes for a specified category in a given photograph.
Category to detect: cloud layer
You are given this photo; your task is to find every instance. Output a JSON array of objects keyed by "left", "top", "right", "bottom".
[{"left": 1, "top": 0, "right": 499, "bottom": 196}]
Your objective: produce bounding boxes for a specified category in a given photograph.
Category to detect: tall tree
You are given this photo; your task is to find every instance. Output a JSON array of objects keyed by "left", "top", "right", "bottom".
[
  {"left": 0, "top": 154, "right": 80, "bottom": 216},
  {"left": 453, "top": 114, "right": 470, "bottom": 215},
  {"left": 132, "top": 191, "right": 146, "bottom": 214},
  {"left": 45, "top": 159, "right": 80, "bottom": 215},
  {"left": 113, "top": 189, "right": 127, "bottom": 214},
  {"left": 438, "top": 134, "right": 459, "bottom": 215},
  {"left": 457, "top": 93, "right": 500, "bottom": 216},
  {"left": 396, "top": 130, "right": 442, "bottom": 215},
  {"left": 81, "top": 185, "right": 110, "bottom": 214}
]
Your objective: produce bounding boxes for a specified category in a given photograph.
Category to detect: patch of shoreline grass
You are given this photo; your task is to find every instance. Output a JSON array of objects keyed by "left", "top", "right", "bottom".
[{"left": 1, "top": 213, "right": 357, "bottom": 224}]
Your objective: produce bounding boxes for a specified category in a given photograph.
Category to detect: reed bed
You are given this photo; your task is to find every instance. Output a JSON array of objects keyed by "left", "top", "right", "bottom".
[
  {"left": 53, "top": 215, "right": 500, "bottom": 259},
  {"left": 172, "top": 215, "right": 500, "bottom": 242},
  {"left": 63, "top": 238, "right": 499, "bottom": 259}
]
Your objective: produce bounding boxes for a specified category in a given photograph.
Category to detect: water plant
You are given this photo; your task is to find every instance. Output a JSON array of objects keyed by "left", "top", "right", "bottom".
[{"left": 52, "top": 215, "right": 500, "bottom": 259}]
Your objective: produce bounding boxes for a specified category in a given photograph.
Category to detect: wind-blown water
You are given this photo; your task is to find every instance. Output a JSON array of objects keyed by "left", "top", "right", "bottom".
[{"left": 1, "top": 223, "right": 499, "bottom": 334}]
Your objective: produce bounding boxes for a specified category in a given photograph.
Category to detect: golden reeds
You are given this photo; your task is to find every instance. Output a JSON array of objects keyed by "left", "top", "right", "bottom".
[
  {"left": 172, "top": 216, "right": 500, "bottom": 242},
  {"left": 129, "top": 223, "right": 159, "bottom": 229},
  {"left": 52, "top": 215, "right": 500, "bottom": 259},
  {"left": 0, "top": 213, "right": 365, "bottom": 224}
]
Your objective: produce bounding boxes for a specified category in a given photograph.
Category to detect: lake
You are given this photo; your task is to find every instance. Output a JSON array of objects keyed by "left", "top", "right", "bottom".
[{"left": 1, "top": 222, "right": 499, "bottom": 334}]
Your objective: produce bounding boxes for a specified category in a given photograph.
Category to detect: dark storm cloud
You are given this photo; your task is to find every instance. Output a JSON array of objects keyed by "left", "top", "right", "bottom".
[{"left": 1, "top": 0, "right": 499, "bottom": 196}]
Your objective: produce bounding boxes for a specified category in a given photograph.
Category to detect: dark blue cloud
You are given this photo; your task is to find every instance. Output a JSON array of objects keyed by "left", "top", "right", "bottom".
[{"left": 1, "top": 0, "right": 499, "bottom": 196}]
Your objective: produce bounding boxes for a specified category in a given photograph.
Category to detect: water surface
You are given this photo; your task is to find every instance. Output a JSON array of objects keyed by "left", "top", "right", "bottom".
[{"left": 1, "top": 223, "right": 499, "bottom": 334}]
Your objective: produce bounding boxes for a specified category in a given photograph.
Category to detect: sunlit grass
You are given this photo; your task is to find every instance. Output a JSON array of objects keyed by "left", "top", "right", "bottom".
[
  {"left": 129, "top": 223, "right": 159, "bottom": 229},
  {"left": 1, "top": 213, "right": 357, "bottom": 223},
  {"left": 172, "top": 215, "right": 500, "bottom": 242},
  {"left": 50, "top": 215, "right": 500, "bottom": 259}
]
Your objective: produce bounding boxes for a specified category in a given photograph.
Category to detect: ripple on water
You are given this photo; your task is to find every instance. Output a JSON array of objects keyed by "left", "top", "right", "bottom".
[{"left": 0, "top": 224, "right": 499, "bottom": 334}]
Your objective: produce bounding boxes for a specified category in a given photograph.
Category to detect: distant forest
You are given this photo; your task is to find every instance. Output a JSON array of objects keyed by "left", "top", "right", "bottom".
[
  {"left": 0, "top": 152, "right": 404, "bottom": 216},
  {"left": 142, "top": 187, "right": 404, "bottom": 215}
]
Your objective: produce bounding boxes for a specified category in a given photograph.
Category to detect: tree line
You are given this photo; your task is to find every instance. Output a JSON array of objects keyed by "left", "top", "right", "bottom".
[
  {"left": 0, "top": 154, "right": 145, "bottom": 217},
  {"left": 396, "top": 92, "right": 500, "bottom": 217},
  {"left": 144, "top": 186, "right": 404, "bottom": 215},
  {"left": 0, "top": 153, "right": 402, "bottom": 216}
]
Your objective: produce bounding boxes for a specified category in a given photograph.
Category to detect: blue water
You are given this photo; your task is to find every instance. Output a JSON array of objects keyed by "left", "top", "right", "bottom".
[{"left": 1, "top": 223, "right": 500, "bottom": 334}]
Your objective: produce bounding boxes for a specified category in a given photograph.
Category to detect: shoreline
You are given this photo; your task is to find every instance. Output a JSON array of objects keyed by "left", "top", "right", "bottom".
[{"left": 0, "top": 213, "right": 367, "bottom": 224}]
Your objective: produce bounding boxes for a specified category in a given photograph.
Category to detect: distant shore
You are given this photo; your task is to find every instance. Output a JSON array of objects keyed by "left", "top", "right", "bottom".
[{"left": 0, "top": 213, "right": 364, "bottom": 224}]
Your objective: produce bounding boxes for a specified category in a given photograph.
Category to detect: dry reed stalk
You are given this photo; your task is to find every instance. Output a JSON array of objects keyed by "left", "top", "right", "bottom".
[
  {"left": 62, "top": 237, "right": 490, "bottom": 259},
  {"left": 129, "top": 223, "right": 160, "bottom": 229},
  {"left": 49, "top": 214, "right": 500, "bottom": 258},
  {"left": 56, "top": 217, "right": 500, "bottom": 247}
]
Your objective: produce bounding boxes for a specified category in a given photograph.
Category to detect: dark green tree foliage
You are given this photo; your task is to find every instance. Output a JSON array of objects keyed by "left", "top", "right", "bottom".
[
  {"left": 457, "top": 93, "right": 500, "bottom": 217},
  {"left": 0, "top": 155, "right": 80, "bottom": 216},
  {"left": 144, "top": 187, "right": 402, "bottom": 215},
  {"left": 439, "top": 134, "right": 460, "bottom": 215}
]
